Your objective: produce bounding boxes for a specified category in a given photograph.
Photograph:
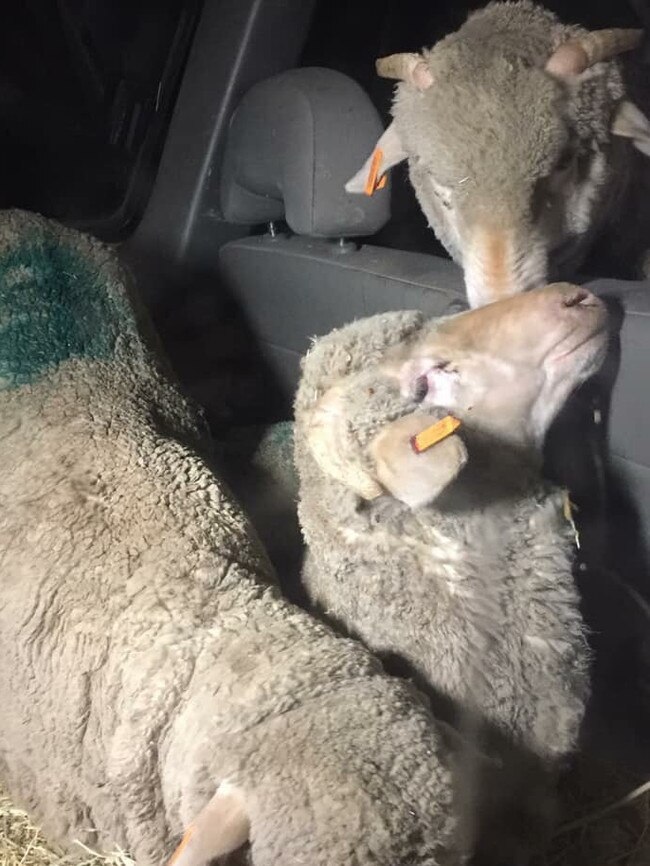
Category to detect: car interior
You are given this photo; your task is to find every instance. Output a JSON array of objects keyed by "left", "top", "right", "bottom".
[{"left": 5, "top": 0, "right": 650, "bottom": 783}]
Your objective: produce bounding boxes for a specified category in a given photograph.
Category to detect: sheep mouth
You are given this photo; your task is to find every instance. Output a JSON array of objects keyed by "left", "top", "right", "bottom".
[{"left": 548, "top": 320, "right": 609, "bottom": 366}]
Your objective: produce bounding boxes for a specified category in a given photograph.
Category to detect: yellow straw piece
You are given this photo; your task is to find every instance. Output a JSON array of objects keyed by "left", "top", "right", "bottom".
[{"left": 411, "top": 416, "right": 461, "bottom": 453}]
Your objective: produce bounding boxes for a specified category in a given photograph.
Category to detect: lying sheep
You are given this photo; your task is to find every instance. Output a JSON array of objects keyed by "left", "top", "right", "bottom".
[
  {"left": 347, "top": 1, "right": 650, "bottom": 307},
  {"left": 0, "top": 210, "right": 461, "bottom": 866},
  {"left": 295, "top": 283, "right": 609, "bottom": 861}
]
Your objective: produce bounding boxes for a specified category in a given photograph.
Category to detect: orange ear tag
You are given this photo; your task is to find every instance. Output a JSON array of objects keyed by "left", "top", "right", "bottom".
[
  {"left": 364, "top": 148, "right": 388, "bottom": 196},
  {"left": 168, "top": 825, "right": 195, "bottom": 866},
  {"left": 410, "top": 416, "right": 461, "bottom": 454},
  {"left": 562, "top": 490, "right": 581, "bottom": 549}
]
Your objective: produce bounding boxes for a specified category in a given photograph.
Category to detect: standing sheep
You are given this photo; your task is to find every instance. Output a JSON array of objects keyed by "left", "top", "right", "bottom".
[
  {"left": 0, "top": 210, "right": 462, "bottom": 866},
  {"left": 294, "top": 283, "right": 609, "bottom": 861},
  {"left": 347, "top": 1, "right": 650, "bottom": 307}
]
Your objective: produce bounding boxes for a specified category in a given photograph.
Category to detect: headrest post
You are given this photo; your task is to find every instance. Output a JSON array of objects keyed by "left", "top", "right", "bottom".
[{"left": 336, "top": 237, "right": 357, "bottom": 254}]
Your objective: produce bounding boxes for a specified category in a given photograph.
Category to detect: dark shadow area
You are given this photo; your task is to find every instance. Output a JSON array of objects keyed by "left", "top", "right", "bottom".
[
  {"left": 545, "top": 296, "right": 650, "bottom": 775},
  {"left": 0, "top": 0, "right": 201, "bottom": 239},
  {"left": 130, "top": 248, "right": 291, "bottom": 437}
]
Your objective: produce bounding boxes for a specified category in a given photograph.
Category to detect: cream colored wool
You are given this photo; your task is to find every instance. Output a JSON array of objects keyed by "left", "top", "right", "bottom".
[{"left": 0, "top": 210, "right": 457, "bottom": 866}]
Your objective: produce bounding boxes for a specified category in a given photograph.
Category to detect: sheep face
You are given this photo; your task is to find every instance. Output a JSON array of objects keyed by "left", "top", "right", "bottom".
[
  {"left": 397, "top": 282, "right": 608, "bottom": 446},
  {"left": 346, "top": 2, "right": 650, "bottom": 307},
  {"left": 303, "top": 283, "right": 607, "bottom": 508}
]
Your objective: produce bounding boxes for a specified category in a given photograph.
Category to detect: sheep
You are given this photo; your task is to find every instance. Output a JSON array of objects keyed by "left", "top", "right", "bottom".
[
  {"left": 294, "top": 282, "right": 609, "bottom": 862},
  {"left": 0, "top": 209, "right": 463, "bottom": 866},
  {"left": 346, "top": 1, "right": 650, "bottom": 307}
]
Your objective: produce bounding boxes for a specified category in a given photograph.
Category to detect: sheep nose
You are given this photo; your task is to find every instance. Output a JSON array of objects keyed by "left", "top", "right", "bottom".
[{"left": 560, "top": 286, "right": 599, "bottom": 309}]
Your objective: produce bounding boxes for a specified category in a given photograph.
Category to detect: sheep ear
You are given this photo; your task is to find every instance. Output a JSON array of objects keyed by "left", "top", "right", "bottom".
[
  {"left": 305, "top": 385, "right": 384, "bottom": 500},
  {"left": 345, "top": 123, "right": 407, "bottom": 194},
  {"left": 167, "top": 784, "right": 250, "bottom": 866},
  {"left": 369, "top": 414, "right": 467, "bottom": 509},
  {"left": 612, "top": 100, "right": 650, "bottom": 157}
]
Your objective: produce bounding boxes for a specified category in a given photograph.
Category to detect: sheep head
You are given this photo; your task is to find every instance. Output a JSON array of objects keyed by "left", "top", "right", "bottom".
[
  {"left": 305, "top": 382, "right": 468, "bottom": 508},
  {"left": 346, "top": 2, "right": 650, "bottom": 308},
  {"left": 297, "top": 283, "right": 608, "bottom": 509}
]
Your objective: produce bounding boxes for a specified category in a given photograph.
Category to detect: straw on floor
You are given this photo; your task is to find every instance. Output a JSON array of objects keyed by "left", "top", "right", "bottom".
[{"left": 0, "top": 786, "right": 134, "bottom": 866}]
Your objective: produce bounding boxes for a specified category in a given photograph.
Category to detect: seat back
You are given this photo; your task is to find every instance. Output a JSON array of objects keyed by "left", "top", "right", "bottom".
[{"left": 218, "top": 66, "right": 466, "bottom": 413}]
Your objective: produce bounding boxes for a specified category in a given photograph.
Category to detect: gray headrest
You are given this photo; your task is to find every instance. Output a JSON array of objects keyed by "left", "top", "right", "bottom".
[{"left": 220, "top": 67, "right": 390, "bottom": 238}]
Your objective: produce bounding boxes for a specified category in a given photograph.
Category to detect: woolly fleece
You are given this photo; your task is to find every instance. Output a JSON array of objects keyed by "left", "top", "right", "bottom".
[
  {"left": 0, "top": 211, "right": 457, "bottom": 866},
  {"left": 295, "top": 309, "right": 589, "bottom": 760}
]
